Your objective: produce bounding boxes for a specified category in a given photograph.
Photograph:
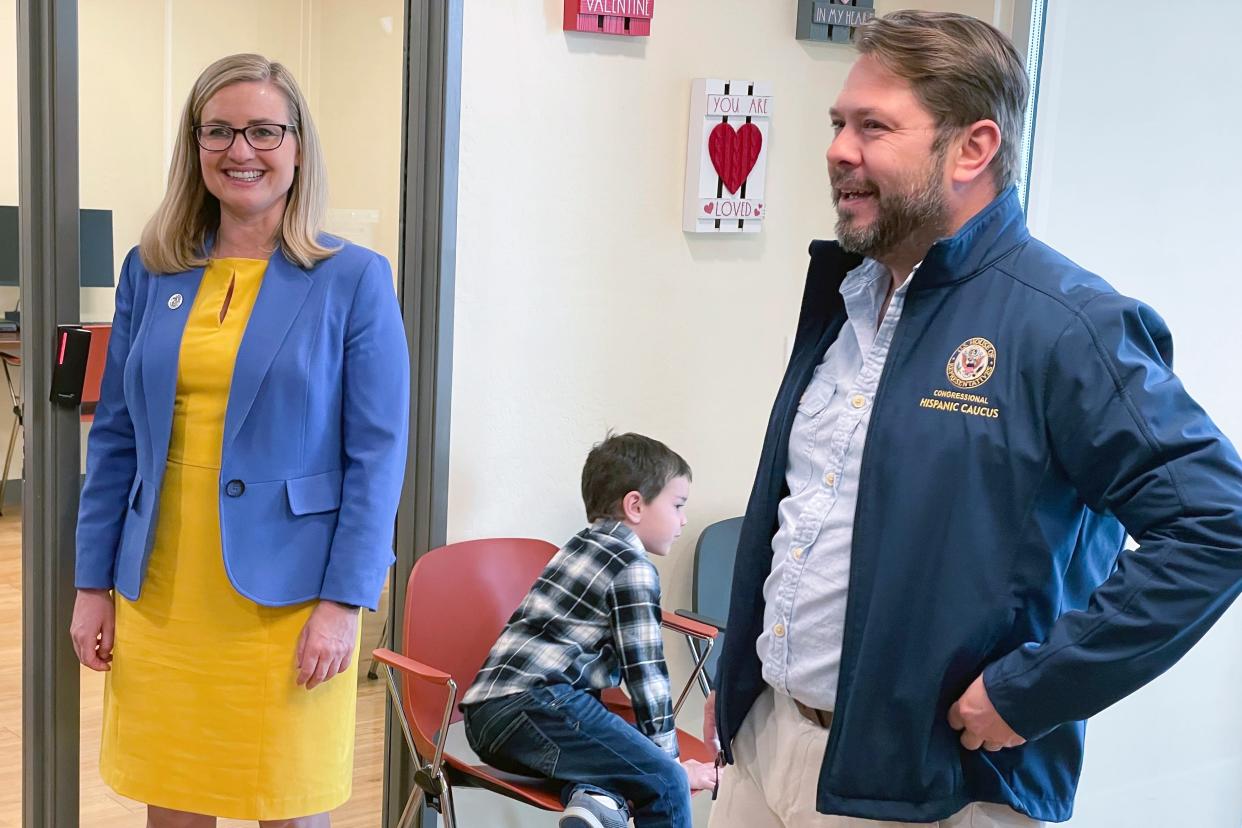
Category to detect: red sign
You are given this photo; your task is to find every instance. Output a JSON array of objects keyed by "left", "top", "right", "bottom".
[{"left": 564, "top": 0, "right": 654, "bottom": 37}]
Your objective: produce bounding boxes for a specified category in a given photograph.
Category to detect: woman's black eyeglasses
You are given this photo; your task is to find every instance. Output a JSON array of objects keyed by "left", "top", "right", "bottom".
[{"left": 193, "top": 123, "right": 296, "bottom": 152}]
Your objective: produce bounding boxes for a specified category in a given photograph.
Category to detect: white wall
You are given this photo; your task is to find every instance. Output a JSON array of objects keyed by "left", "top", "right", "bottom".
[
  {"left": 446, "top": 1, "right": 1012, "bottom": 824},
  {"left": 1027, "top": 2, "right": 1242, "bottom": 826}
]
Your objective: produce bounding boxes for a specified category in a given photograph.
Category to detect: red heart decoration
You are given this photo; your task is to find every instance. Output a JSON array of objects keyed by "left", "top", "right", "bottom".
[
  {"left": 708, "top": 122, "right": 763, "bottom": 195},
  {"left": 703, "top": 202, "right": 714, "bottom": 214}
]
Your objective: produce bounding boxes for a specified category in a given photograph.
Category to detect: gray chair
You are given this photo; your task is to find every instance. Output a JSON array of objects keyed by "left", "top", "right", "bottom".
[{"left": 676, "top": 516, "right": 743, "bottom": 694}]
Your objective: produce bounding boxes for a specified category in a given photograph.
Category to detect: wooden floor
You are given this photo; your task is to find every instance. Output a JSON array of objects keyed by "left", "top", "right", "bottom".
[{"left": 0, "top": 511, "right": 390, "bottom": 827}]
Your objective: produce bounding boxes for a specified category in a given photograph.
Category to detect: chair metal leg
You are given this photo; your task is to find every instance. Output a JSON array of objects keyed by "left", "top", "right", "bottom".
[
  {"left": 440, "top": 779, "right": 459, "bottom": 828},
  {"left": 382, "top": 664, "right": 423, "bottom": 765},
  {"left": 0, "top": 414, "right": 17, "bottom": 516},
  {"left": 0, "top": 356, "right": 21, "bottom": 518},
  {"left": 367, "top": 614, "right": 391, "bottom": 680},
  {"left": 685, "top": 636, "right": 713, "bottom": 697},
  {"left": 674, "top": 636, "right": 714, "bottom": 716},
  {"left": 396, "top": 785, "right": 426, "bottom": 828},
  {"left": 382, "top": 662, "right": 459, "bottom": 828}
]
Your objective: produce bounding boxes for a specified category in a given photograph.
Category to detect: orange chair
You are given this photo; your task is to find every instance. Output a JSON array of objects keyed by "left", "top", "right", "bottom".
[
  {"left": 372, "top": 537, "right": 720, "bottom": 828},
  {"left": 78, "top": 323, "right": 111, "bottom": 421},
  {"left": 0, "top": 323, "right": 111, "bottom": 513}
]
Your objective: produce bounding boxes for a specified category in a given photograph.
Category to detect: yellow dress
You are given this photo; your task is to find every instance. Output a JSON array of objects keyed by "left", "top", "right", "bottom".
[{"left": 101, "top": 258, "right": 361, "bottom": 820}]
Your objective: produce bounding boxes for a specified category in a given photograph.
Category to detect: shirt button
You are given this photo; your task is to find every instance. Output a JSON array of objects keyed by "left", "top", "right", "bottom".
[
  {"left": 824, "top": 472, "right": 836, "bottom": 487},
  {"left": 225, "top": 479, "right": 246, "bottom": 497},
  {"left": 774, "top": 623, "right": 786, "bottom": 637},
  {"left": 851, "top": 395, "right": 866, "bottom": 409},
  {"left": 792, "top": 546, "right": 804, "bottom": 560}
]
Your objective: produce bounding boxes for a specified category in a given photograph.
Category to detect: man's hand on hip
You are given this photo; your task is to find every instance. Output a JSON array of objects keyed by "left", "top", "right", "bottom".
[{"left": 947, "top": 674, "right": 1026, "bottom": 752}]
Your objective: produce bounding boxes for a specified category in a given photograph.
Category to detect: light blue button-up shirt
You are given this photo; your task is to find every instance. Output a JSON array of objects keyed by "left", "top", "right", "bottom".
[{"left": 758, "top": 257, "right": 914, "bottom": 711}]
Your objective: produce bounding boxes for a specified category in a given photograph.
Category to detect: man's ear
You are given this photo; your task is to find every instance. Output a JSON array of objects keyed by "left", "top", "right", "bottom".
[
  {"left": 621, "top": 490, "right": 644, "bottom": 523},
  {"left": 949, "top": 119, "right": 1002, "bottom": 186}
]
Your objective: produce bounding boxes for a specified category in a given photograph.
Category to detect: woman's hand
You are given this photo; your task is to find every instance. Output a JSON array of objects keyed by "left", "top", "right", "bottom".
[
  {"left": 681, "top": 759, "right": 718, "bottom": 792},
  {"left": 70, "top": 588, "right": 115, "bottom": 671},
  {"left": 295, "top": 600, "right": 360, "bottom": 690}
]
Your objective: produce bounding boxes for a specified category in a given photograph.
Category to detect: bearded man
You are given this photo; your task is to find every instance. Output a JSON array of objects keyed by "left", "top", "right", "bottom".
[{"left": 703, "top": 10, "right": 1242, "bottom": 828}]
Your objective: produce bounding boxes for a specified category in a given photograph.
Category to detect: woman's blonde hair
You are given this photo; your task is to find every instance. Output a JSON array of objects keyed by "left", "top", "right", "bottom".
[{"left": 139, "top": 53, "right": 338, "bottom": 273}]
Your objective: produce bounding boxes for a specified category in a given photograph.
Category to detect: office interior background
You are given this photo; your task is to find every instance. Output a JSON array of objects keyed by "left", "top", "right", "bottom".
[{"left": 2, "top": 0, "right": 1240, "bottom": 825}]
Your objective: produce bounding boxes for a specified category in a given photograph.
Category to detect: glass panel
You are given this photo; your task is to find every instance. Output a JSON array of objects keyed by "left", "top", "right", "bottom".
[
  {"left": 0, "top": 0, "right": 21, "bottom": 822},
  {"left": 76, "top": 2, "right": 404, "bottom": 824}
]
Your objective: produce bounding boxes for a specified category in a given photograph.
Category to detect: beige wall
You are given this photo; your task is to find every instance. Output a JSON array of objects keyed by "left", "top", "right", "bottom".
[
  {"left": 0, "top": 2, "right": 16, "bottom": 206},
  {"left": 78, "top": 0, "right": 167, "bottom": 325},
  {"left": 312, "top": 0, "right": 405, "bottom": 267},
  {"left": 0, "top": 0, "right": 404, "bottom": 482},
  {"left": 446, "top": 1, "right": 1014, "bottom": 824},
  {"left": 0, "top": 0, "right": 25, "bottom": 482}
]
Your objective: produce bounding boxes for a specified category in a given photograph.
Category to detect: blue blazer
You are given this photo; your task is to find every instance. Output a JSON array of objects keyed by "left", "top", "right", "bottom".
[{"left": 74, "top": 238, "right": 410, "bottom": 610}]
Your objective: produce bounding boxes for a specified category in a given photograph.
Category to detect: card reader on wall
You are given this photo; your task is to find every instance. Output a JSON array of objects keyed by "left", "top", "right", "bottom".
[{"left": 50, "top": 325, "right": 92, "bottom": 407}]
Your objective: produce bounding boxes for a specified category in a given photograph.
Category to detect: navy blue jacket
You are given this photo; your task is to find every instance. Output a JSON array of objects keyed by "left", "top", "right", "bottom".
[{"left": 715, "top": 188, "right": 1242, "bottom": 822}]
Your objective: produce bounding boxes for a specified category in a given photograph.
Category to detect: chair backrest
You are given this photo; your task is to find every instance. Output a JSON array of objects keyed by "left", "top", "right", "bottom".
[
  {"left": 80, "top": 323, "right": 111, "bottom": 419},
  {"left": 692, "top": 517, "right": 744, "bottom": 686},
  {"left": 400, "top": 537, "right": 558, "bottom": 758}
]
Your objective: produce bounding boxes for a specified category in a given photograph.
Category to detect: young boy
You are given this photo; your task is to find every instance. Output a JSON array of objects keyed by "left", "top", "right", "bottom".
[{"left": 461, "top": 432, "right": 716, "bottom": 828}]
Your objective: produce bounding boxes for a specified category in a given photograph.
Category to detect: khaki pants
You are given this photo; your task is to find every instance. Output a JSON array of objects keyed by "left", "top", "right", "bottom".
[{"left": 708, "top": 689, "right": 1044, "bottom": 828}]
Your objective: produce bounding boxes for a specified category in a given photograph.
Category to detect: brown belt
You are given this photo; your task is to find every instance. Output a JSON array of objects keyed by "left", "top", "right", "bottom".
[{"left": 793, "top": 699, "right": 834, "bottom": 728}]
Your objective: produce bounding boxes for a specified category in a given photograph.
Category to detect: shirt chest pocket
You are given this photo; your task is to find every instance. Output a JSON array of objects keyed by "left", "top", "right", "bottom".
[
  {"left": 787, "top": 379, "right": 837, "bottom": 495},
  {"left": 797, "top": 380, "right": 837, "bottom": 419}
]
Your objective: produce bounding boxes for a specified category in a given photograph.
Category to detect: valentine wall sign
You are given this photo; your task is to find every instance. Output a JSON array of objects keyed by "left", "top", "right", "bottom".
[
  {"left": 683, "top": 78, "right": 773, "bottom": 234},
  {"left": 563, "top": 0, "right": 654, "bottom": 37}
]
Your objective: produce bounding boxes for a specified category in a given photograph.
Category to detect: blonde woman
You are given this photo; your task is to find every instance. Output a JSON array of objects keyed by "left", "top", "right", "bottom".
[{"left": 68, "top": 53, "right": 409, "bottom": 827}]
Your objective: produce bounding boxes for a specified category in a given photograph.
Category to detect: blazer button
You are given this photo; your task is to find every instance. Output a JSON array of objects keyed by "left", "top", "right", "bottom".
[{"left": 225, "top": 479, "right": 246, "bottom": 497}]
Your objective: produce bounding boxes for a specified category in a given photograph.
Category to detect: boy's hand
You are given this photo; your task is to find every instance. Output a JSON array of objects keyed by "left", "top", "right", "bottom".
[
  {"left": 681, "top": 759, "right": 718, "bottom": 792},
  {"left": 702, "top": 689, "right": 721, "bottom": 753}
]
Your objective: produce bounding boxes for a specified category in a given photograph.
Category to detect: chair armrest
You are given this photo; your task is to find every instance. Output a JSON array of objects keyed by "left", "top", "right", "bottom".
[
  {"left": 673, "top": 609, "right": 726, "bottom": 633},
  {"left": 372, "top": 647, "right": 453, "bottom": 687},
  {"left": 373, "top": 647, "right": 459, "bottom": 781},
  {"left": 662, "top": 609, "right": 720, "bottom": 640},
  {"left": 663, "top": 611, "right": 721, "bottom": 713}
]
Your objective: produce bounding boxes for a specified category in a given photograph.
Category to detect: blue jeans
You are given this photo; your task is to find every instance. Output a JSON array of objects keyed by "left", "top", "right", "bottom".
[{"left": 463, "top": 685, "right": 692, "bottom": 828}]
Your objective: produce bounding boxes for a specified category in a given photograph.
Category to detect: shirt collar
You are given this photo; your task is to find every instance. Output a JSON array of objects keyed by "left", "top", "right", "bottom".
[
  {"left": 839, "top": 259, "right": 918, "bottom": 334},
  {"left": 590, "top": 518, "right": 646, "bottom": 554}
]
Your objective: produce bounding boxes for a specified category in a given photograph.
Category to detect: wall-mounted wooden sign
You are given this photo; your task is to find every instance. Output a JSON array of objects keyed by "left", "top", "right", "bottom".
[
  {"left": 564, "top": 0, "right": 653, "bottom": 37},
  {"left": 683, "top": 79, "right": 772, "bottom": 234},
  {"left": 796, "top": 0, "right": 875, "bottom": 43}
]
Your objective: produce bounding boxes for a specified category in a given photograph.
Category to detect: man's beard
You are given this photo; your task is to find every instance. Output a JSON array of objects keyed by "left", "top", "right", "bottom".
[{"left": 832, "top": 152, "right": 951, "bottom": 261}]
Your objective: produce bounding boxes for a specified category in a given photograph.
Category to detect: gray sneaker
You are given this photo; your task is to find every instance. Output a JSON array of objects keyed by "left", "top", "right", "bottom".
[{"left": 559, "top": 789, "right": 630, "bottom": 828}]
